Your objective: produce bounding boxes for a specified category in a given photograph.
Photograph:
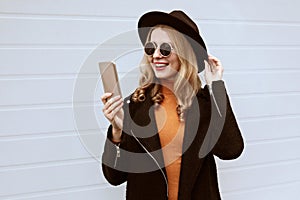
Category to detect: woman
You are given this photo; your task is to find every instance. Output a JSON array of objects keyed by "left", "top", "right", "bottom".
[{"left": 101, "top": 10, "right": 244, "bottom": 200}]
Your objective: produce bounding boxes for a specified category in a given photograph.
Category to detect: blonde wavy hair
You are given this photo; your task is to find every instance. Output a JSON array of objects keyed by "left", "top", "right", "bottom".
[{"left": 132, "top": 25, "right": 202, "bottom": 121}]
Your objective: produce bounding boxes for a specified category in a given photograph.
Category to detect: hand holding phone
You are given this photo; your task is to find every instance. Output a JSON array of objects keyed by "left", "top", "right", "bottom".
[{"left": 99, "top": 62, "right": 124, "bottom": 138}]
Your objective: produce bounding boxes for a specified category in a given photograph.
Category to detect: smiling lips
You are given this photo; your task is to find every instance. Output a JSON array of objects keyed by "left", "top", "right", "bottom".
[{"left": 153, "top": 62, "right": 169, "bottom": 70}]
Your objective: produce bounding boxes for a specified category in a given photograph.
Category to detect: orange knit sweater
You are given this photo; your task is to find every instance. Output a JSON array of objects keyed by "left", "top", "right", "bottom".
[{"left": 154, "top": 87, "right": 185, "bottom": 200}]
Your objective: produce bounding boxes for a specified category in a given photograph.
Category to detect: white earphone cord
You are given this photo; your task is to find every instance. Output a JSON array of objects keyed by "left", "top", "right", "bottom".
[{"left": 130, "top": 130, "right": 169, "bottom": 198}]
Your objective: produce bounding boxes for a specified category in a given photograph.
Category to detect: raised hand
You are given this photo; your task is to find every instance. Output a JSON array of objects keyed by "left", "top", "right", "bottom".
[
  {"left": 204, "top": 55, "right": 224, "bottom": 86},
  {"left": 101, "top": 93, "right": 124, "bottom": 141}
]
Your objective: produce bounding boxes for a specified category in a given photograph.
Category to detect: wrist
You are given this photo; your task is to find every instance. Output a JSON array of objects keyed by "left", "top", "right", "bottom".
[{"left": 112, "top": 127, "right": 122, "bottom": 142}]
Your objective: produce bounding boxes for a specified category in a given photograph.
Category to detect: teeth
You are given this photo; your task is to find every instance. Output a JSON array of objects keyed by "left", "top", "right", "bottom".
[{"left": 155, "top": 64, "right": 167, "bottom": 67}]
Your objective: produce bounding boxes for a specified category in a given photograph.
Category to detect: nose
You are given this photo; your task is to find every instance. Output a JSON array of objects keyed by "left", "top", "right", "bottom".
[{"left": 152, "top": 47, "right": 162, "bottom": 58}]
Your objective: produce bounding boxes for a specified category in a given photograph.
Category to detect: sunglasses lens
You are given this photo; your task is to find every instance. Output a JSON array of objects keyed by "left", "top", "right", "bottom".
[
  {"left": 144, "top": 42, "right": 156, "bottom": 56},
  {"left": 160, "top": 43, "right": 172, "bottom": 57},
  {"left": 144, "top": 42, "right": 172, "bottom": 57}
]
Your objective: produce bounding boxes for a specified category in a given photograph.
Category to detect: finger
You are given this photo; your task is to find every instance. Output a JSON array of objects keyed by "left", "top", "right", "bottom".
[
  {"left": 210, "top": 62, "right": 218, "bottom": 72},
  {"left": 204, "top": 60, "right": 211, "bottom": 72},
  {"left": 105, "top": 102, "right": 124, "bottom": 122},
  {"left": 109, "top": 102, "right": 124, "bottom": 119},
  {"left": 209, "top": 60, "right": 218, "bottom": 74},
  {"left": 101, "top": 93, "right": 113, "bottom": 104},
  {"left": 208, "top": 54, "right": 219, "bottom": 62},
  {"left": 103, "top": 99, "right": 123, "bottom": 121},
  {"left": 209, "top": 59, "right": 223, "bottom": 73},
  {"left": 103, "top": 95, "right": 121, "bottom": 110},
  {"left": 208, "top": 54, "right": 219, "bottom": 61},
  {"left": 208, "top": 58, "right": 216, "bottom": 67},
  {"left": 212, "top": 60, "right": 223, "bottom": 72},
  {"left": 105, "top": 97, "right": 123, "bottom": 115},
  {"left": 209, "top": 55, "right": 222, "bottom": 68},
  {"left": 215, "top": 59, "right": 222, "bottom": 68}
]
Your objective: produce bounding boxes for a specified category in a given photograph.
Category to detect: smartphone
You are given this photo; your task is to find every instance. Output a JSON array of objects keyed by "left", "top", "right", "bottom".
[{"left": 98, "top": 62, "right": 122, "bottom": 99}]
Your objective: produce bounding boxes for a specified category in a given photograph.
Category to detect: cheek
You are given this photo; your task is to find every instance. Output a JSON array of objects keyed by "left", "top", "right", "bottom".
[{"left": 170, "top": 57, "right": 181, "bottom": 71}]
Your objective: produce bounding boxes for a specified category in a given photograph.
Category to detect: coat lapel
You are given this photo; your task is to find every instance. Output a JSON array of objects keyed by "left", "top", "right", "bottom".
[
  {"left": 178, "top": 95, "right": 210, "bottom": 197},
  {"left": 129, "top": 97, "right": 166, "bottom": 167}
]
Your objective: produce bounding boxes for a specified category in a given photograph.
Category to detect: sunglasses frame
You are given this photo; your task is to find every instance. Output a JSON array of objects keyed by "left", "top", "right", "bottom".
[{"left": 144, "top": 41, "right": 174, "bottom": 57}]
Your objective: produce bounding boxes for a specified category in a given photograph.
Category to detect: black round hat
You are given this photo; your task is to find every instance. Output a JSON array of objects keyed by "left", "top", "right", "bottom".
[{"left": 138, "top": 10, "right": 208, "bottom": 72}]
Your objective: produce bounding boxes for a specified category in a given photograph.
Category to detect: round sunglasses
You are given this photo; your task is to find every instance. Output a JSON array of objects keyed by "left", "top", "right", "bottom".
[{"left": 144, "top": 42, "right": 174, "bottom": 57}]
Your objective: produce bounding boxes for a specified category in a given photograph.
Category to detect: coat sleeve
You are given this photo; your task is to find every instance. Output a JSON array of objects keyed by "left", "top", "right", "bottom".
[
  {"left": 101, "top": 125, "right": 128, "bottom": 186},
  {"left": 210, "top": 81, "right": 244, "bottom": 160},
  {"left": 101, "top": 96, "right": 133, "bottom": 186}
]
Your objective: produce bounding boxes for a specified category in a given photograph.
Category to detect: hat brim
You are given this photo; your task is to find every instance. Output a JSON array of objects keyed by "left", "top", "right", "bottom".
[{"left": 138, "top": 11, "right": 208, "bottom": 72}]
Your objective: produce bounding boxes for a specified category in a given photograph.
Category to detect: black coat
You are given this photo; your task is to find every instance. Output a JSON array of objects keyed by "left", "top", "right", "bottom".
[{"left": 102, "top": 81, "right": 244, "bottom": 200}]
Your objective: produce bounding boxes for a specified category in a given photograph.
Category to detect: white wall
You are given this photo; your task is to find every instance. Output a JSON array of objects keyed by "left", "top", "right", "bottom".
[{"left": 0, "top": 0, "right": 300, "bottom": 199}]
